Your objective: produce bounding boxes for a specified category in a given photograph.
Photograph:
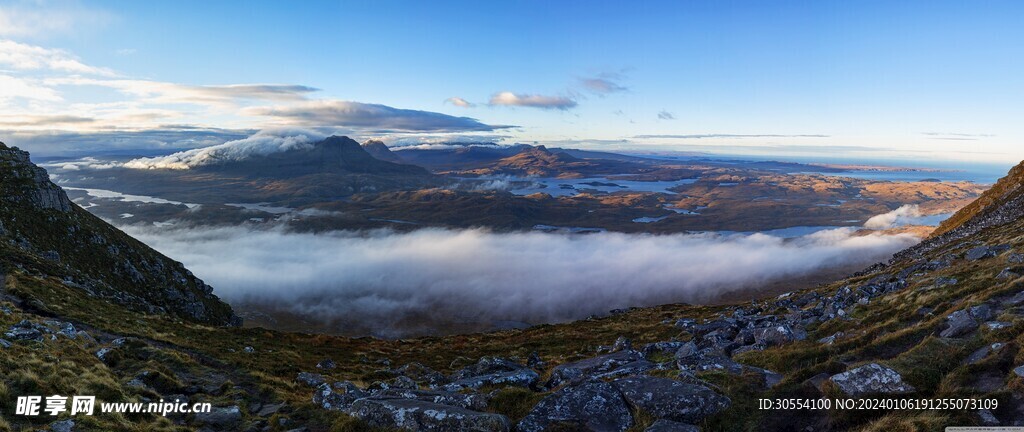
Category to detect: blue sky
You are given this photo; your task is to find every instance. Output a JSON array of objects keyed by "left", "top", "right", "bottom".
[{"left": 1, "top": 0, "right": 1023, "bottom": 164}]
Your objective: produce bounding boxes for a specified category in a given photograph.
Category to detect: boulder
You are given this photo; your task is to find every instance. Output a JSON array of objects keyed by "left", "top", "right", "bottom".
[
  {"left": 49, "top": 419, "right": 75, "bottom": 432},
  {"left": 612, "top": 376, "right": 730, "bottom": 424},
  {"left": 441, "top": 368, "right": 538, "bottom": 391},
  {"left": 966, "top": 245, "right": 1007, "bottom": 261},
  {"left": 645, "top": 419, "right": 701, "bottom": 432},
  {"left": 312, "top": 382, "right": 367, "bottom": 411},
  {"left": 751, "top": 324, "right": 807, "bottom": 346},
  {"left": 517, "top": 380, "right": 633, "bottom": 432},
  {"left": 193, "top": 406, "right": 242, "bottom": 430},
  {"left": 546, "top": 350, "right": 645, "bottom": 387},
  {"left": 939, "top": 309, "right": 978, "bottom": 338},
  {"left": 374, "top": 388, "right": 489, "bottom": 411},
  {"left": 828, "top": 363, "right": 915, "bottom": 396},
  {"left": 347, "top": 398, "right": 510, "bottom": 432},
  {"left": 296, "top": 372, "right": 326, "bottom": 387}
]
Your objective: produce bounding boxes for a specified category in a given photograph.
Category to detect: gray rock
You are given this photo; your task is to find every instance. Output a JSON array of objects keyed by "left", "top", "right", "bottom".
[
  {"left": 193, "top": 406, "right": 242, "bottom": 429},
  {"left": 517, "top": 381, "right": 633, "bottom": 432},
  {"left": 997, "top": 268, "right": 1022, "bottom": 279},
  {"left": 450, "top": 357, "right": 529, "bottom": 381},
  {"left": 970, "top": 304, "right": 994, "bottom": 321},
  {"left": 50, "top": 419, "right": 75, "bottom": 432},
  {"left": 370, "top": 375, "right": 419, "bottom": 391},
  {"left": 546, "top": 350, "right": 645, "bottom": 387},
  {"left": 934, "top": 277, "right": 958, "bottom": 288},
  {"left": 967, "top": 246, "right": 1006, "bottom": 261},
  {"left": 1009, "top": 253, "right": 1024, "bottom": 264},
  {"left": 374, "top": 388, "right": 489, "bottom": 411},
  {"left": 984, "top": 321, "right": 1012, "bottom": 330},
  {"left": 313, "top": 382, "right": 367, "bottom": 411},
  {"left": 828, "top": 363, "right": 915, "bottom": 396},
  {"left": 1013, "top": 365, "right": 1024, "bottom": 377},
  {"left": 613, "top": 336, "right": 632, "bottom": 352},
  {"left": 441, "top": 368, "right": 538, "bottom": 391},
  {"left": 818, "top": 332, "right": 843, "bottom": 345},
  {"left": 645, "top": 419, "right": 700, "bottom": 432},
  {"left": 963, "top": 343, "right": 1005, "bottom": 365},
  {"left": 978, "top": 409, "right": 1000, "bottom": 426},
  {"left": 613, "top": 376, "right": 729, "bottom": 424},
  {"left": 316, "top": 358, "right": 337, "bottom": 369},
  {"left": 296, "top": 372, "right": 325, "bottom": 387},
  {"left": 347, "top": 397, "right": 510, "bottom": 432},
  {"left": 939, "top": 309, "right": 978, "bottom": 338}
]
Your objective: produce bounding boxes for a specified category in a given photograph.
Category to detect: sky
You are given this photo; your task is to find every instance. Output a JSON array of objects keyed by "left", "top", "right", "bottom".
[{"left": 1, "top": 0, "right": 1023, "bottom": 164}]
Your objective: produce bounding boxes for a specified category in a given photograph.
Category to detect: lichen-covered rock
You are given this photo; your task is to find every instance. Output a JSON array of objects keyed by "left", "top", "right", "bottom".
[
  {"left": 940, "top": 309, "right": 978, "bottom": 338},
  {"left": 347, "top": 398, "right": 510, "bottom": 432},
  {"left": 296, "top": 372, "right": 326, "bottom": 387},
  {"left": 313, "top": 382, "right": 367, "bottom": 411},
  {"left": 751, "top": 324, "right": 806, "bottom": 346},
  {"left": 612, "top": 376, "right": 730, "bottom": 424},
  {"left": 517, "top": 380, "right": 633, "bottom": 432},
  {"left": 374, "top": 388, "right": 489, "bottom": 411},
  {"left": 441, "top": 368, "right": 538, "bottom": 391},
  {"left": 546, "top": 350, "right": 645, "bottom": 387},
  {"left": 828, "top": 363, "right": 915, "bottom": 396}
]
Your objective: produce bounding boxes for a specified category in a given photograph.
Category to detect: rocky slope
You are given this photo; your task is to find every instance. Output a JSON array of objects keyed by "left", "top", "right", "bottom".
[{"left": 0, "top": 142, "right": 237, "bottom": 326}]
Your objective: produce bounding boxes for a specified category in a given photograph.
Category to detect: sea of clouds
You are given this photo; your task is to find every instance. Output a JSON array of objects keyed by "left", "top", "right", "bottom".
[{"left": 122, "top": 224, "right": 921, "bottom": 337}]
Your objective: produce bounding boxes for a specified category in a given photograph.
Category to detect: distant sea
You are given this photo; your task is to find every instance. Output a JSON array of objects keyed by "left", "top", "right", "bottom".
[{"left": 629, "top": 153, "right": 1012, "bottom": 184}]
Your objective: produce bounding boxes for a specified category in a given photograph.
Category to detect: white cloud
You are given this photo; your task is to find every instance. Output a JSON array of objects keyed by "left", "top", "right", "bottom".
[
  {"left": 0, "top": 39, "right": 115, "bottom": 75},
  {"left": 445, "top": 97, "right": 475, "bottom": 107},
  {"left": 242, "top": 100, "right": 509, "bottom": 132},
  {"left": 123, "top": 225, "right": 920, "bottom": 337},
  {"left": 0, "top": 1, "right": 113, "bottom": 38},
  {"left": 123, "top": 129, "right": 324, "bottom": 170},
  {"left": 0, "top": 74, "right": 62, "bottom": 101},
  {"left": 489, "top": 91, "right": 578, "bottom": 110}
]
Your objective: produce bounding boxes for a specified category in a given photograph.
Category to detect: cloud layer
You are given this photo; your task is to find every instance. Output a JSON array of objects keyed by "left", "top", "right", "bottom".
[
  {"left": 123, "top": 129, "right": 323, "bottom": 169},
  {"left": 122, "top": 225, "right": 920, "bottom": 337},
  {"left": 243, "top": 100, "right": 508, "bottom": 132},
  {"left": 489, "top": 91, "right": 578, "bottom": 110}
]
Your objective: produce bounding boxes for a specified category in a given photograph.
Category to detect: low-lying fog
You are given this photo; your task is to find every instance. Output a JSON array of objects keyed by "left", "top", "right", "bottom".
[{"left": 122, "top": 224, "right": 921, "bottom": 338}]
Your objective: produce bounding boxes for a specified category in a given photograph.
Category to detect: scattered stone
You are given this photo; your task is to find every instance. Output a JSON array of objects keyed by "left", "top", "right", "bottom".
[
  {"left": 518, "top": 381, "right": 633, "bottom": 432},
  {"left": 1013, "top": 365, "right": 1024, "bottom": 378},
  {"left": 613, "top": 336, "right": 632, "bottom": 352},
  {"left": 316, "top": 358, "right": 336, "bottom": 370},
  {"left": 998, "top": 267, "right": 1023, "bottom": 279},
  {"left": 526, "top": 352, "right": 545, "bottom": 369},
  {"left": 934, "top": 277, "right": 958, "bottom": 288},
  {"left": 939, "top": 309, "right": 978, "bottom": 338},
  {"left": 374, "top": 388, "right": 489, "bottom": 411},
  {"left": 828, "top": 363, "right": 915, "bottom": 396},
  {"left": 546, "top": 350, "right": 645, "bottom": 387},
  {"left": 441, "top": 368, "right": 538, "bottom": 391},
  {"left": 613, "top": 376, "right": 729, "bottom": 424},
  {"left": 985, "top": 321, "right": 1012, "bottom": 330},
  {"left": 5, "top": 319, "right": 44, "bottom": 342},
  {"left": 243, "top": 346, "right": 255, "bottom": 353},
  {"left": 49, "top": 419, "right": 75, "bottom": 432},
  {"left": 296, "top": 372, "right": 326, "bottom": 387},
  {"left": 978, "top": 409, "right": 1000, "bottom": 426},
  {"left": 644, "top": 419, "right": 700, "bottom": 432},
  {"left": 967, "top": 245, "right": 1008, "bottom": 261},
  {"left": 818, "top": 332, "right": 843, "bottom": 345},
  {"left": 193, "top": 406, "right": 242, "bottom": 429},
  {"left": 0, "top": 339, "right": 10, "bottom": 348},
  {"left": 963, "top": 343, "right": 1005, "bottom": 365},
  {"left": 313, "top": 382, "right": 367, "bottom": 411},
  {"left": 348, "top": 398, "right": 511, "bottom": 432},
  {"left": 370, "top": 375, "right": 419, "bottom": 391},
  {"left": 1009, "top": 253, "right": 1024, "bottom": 264}
]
